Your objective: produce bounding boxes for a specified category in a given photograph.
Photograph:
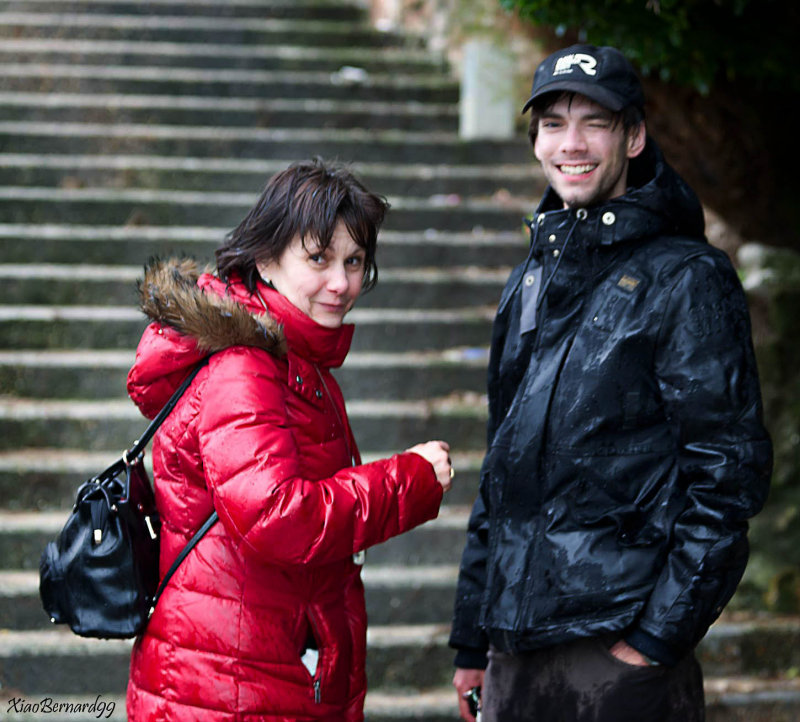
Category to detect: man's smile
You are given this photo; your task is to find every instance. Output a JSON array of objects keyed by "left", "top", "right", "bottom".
[{"left": 557, "top": 163, "right": 598, "bottom": 176}]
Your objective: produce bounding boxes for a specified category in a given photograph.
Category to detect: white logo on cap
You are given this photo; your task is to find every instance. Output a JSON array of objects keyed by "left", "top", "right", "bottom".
[{"left": 553, "top": 53, "right": 597, "bottom": 76}]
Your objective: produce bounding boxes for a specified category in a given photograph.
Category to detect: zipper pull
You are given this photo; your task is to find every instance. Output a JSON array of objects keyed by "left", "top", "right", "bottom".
[{"left": 314, "top": 678, "right": 321, "bottom": 704}]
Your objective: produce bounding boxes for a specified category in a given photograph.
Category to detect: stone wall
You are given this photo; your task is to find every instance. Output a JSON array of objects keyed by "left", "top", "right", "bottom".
[
  {"left": 367, "top": 0, "right": 545, "bottom": 135},
  {"left": 738, "top": 244, "right": 800, "bottom": 612}
]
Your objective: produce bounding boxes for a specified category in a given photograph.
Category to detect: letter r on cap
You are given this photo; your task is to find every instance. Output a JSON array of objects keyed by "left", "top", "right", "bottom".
[{"left": 554, "top": 53, "right": 597, "bottom": 76}]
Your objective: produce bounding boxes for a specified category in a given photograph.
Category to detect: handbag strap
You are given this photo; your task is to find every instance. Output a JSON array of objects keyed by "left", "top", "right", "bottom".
[
  {"left": 126, "top": 356, "right": 210, "bottom": 462},
  {"left": 149, "top": 509, "right": 218, "bottom": 616},
  {"left": 85, "top": 358, "right": 211, "bottom": 490},
  {"left": 124, "top": 356, "right": 219, "bottom": 614}
]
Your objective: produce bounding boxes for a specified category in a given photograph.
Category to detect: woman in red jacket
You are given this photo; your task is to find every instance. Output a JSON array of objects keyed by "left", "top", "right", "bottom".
[{"left": 125, "top": 159, "right": 452, "bottom": 721}]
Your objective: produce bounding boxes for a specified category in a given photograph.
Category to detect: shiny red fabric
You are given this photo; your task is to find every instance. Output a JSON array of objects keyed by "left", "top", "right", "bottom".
[{"left": 125, "top": 274, "right": 443, "bottom": 721}]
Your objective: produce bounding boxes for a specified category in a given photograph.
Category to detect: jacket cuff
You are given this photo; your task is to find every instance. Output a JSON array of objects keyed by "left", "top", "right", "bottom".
[
  {"left": 453, "top": 647, "right": 489, "bottom": 670},
  {"left": 394, "top": 451, "right": 444, "bottom": 524},
  {"left": 625, "top": 628, "right": 681, "bottom": 667}
]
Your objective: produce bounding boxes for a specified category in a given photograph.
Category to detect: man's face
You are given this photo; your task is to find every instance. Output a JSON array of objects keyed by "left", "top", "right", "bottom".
[{"left": 534, "top": 94, "right": 645, "bottom": 209}]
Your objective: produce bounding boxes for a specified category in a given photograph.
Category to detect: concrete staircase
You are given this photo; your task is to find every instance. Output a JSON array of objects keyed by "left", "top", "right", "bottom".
[{"left": 1, "top": 1, "right": 799, "bottom": 720}]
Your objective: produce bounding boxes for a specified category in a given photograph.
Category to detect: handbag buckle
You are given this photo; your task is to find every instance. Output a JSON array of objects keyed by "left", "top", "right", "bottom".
[{"left": 122, "top": 447, "right": 142, "bottom": 466}]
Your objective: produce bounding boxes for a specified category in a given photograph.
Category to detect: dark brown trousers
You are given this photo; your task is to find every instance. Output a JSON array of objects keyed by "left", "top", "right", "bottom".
[{"left": 481, "top": 636, "right": 705, "bottom": 722}]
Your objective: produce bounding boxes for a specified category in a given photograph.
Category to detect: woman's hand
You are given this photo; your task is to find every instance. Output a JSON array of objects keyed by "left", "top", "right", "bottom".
[{"left": 406, "top": 440, "right": 453, "bottom": 492}]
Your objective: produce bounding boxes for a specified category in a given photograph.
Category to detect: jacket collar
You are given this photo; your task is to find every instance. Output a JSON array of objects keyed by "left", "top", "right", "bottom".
[
  {"left": 196, "top": 272, "right": 354, "bottom": 370},
  {"left": 138, "top": 258, "right": 353, "bottom": 369}
]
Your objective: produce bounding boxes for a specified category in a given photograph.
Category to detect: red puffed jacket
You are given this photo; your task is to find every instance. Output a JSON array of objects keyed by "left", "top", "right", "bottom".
[{"left": 125, "top": 258, "right": 444, "bottom": 721}]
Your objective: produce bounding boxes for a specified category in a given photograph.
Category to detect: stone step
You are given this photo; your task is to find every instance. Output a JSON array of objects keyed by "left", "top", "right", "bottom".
[
  {"left": 0, "top": 305, "right": 495, "bottom": 351},
  {"left": 0, "top": 395, "right": 488, "bottom": 453},
  {"left": 0, "top": 38, "right": 441, "bottom": 73},
  {"left": 0, "top": 123, "right": 528, "bottom": 164},
  {"left": 0, "top": 626, "right": 455, "bottom": 696},
  {"left": 0, "top": 505, "right": 473, "bottom": 570},
  {"left": 0, "top": 348, "right": 491, "bottom": 401},
  {"left": 0, "top": 304, "right": 496, "bottom": 350},
  {"left": 2, "top": 0, "right": 366, "bottom": 21},
  {"left": 0, "top": 64, "right": 458, "bottom": 103},
  {"left": 0, "top": 264, "right": 507, "bottom": 308},
  {"left": 1, "top": 619, "right": 799, "bottom": 701},
  {"left": 0, "top": 447, "right": 483, "bottom": 511},
  {"left": 0, "top": 92, "right": 458, "bottom": 131},
  {"left": 0, "top": 152, "right": 542, "bottom": 199},
  {"left": 0, "top": 225, "right": 529, "bottom": 268},
  {"left": 700, "top": 614, "right": 800, "bottom": 678},
  {"left": 0, "top": 565, "right": 460, "bottom": 630},
  {"left": 704, "top": 678, "right": 800, "bottom": 722},
  {"left": 0, "top": 187, "right": 531, "bottom": 231},
  {"left": 5, "top": 569, "right": 800, "bottom": 700},
  {"left": 0, "top": 12, "right": 422, "bottom": 48}
]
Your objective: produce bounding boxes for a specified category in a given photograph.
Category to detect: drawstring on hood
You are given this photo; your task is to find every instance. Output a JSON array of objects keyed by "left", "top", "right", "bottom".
[{"left": 535, "top": 212, "right": 583, "bottom": 312}]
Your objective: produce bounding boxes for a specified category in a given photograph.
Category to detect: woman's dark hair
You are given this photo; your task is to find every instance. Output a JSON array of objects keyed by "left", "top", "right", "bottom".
[
  {"left": 526, "top": 91, "right": 645, "bottom": 148},
  {"left": 216, "top": 158, "right": 389, "bottom": 293}
]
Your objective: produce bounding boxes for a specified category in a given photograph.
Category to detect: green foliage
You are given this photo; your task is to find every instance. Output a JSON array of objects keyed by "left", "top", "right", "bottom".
[{"left": 500, "top": 0, "right": 797, "bottom": 93}]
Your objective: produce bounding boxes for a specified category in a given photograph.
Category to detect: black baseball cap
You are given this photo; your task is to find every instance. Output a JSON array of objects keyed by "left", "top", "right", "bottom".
[{"left": 521, "top": 44, "right": 644, "bottom": 114}]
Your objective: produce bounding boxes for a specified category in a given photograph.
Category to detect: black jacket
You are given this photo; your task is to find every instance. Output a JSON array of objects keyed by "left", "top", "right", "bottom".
[{"left": 450, "top": 140, "right": 772, "bottom": 667}]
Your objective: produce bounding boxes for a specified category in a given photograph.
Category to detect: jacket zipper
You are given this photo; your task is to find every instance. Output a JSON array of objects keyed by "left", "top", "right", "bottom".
[
  {"left": 314, "top": 365, "right": 355, "bottom": 466},
  {"left": 512, "top": 212, "right": 585, "bottom": 637},
  {"left": 306, "top": 608, "right": 324, "bottom": 704}
]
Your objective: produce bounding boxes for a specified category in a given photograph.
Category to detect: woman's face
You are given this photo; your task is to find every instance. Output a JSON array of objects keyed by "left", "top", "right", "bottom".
[{"left": 257, "top": 221, "right": 365, "bottom": 328}]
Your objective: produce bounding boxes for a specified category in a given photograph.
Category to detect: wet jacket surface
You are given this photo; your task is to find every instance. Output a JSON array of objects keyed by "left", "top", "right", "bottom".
[
  {"left": 450, "top": 140, "right": 772, "bottom": 667},
  {"left": 125, "top": 260, "right": 443, "bottom": 721}
]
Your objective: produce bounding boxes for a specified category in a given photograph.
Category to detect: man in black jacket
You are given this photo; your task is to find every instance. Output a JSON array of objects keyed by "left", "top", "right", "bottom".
[{"left": 450, "top": 44, "right": 772, "bottom": 722}]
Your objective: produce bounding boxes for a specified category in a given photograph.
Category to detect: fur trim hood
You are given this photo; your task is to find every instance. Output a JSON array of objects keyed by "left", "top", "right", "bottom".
[{"left": 138, "top": 257, "right": 286, "bottom": 357}]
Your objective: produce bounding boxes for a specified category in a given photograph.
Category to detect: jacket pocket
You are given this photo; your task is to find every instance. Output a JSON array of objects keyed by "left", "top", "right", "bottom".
[{"left": 302, "top": 612, "right": 324, "bottom": 704}]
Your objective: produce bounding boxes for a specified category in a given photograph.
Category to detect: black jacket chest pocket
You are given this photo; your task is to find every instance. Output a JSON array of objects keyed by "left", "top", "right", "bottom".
[
  {"left": 589, "top": 274, "right": 643, "bottom": 332},
  {"left": 589, "top": 294, "right": 628, "bottom": 332},
  {"left": 287, "top": 357, "right": 325, "bottom": 408}
]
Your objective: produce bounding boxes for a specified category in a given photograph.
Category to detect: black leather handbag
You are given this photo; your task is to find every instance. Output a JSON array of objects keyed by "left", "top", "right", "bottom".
[{"left": 39, "top": 359, "right": 217, "bottom": 639}]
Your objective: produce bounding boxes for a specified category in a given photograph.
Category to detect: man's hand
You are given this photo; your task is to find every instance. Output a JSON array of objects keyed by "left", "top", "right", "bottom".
[
  {"left": 609, "top": 639, "right": 654, "bottom": 667},
  {"left": 453, "top": 668, "right": 485, "bottom": 722}
]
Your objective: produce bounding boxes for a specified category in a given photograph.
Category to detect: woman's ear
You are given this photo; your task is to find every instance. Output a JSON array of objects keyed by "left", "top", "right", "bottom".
[
  {"left": 256, "top": 261, "right": 272, "bottom": 285},
  {"left": 627, "top": 121, "right": 647, "bottom": 159}
]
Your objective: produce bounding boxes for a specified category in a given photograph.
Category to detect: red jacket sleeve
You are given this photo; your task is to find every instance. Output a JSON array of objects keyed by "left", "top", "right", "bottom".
[{"left": 196, "top": 347, "right": 444, "bottom": 566}]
